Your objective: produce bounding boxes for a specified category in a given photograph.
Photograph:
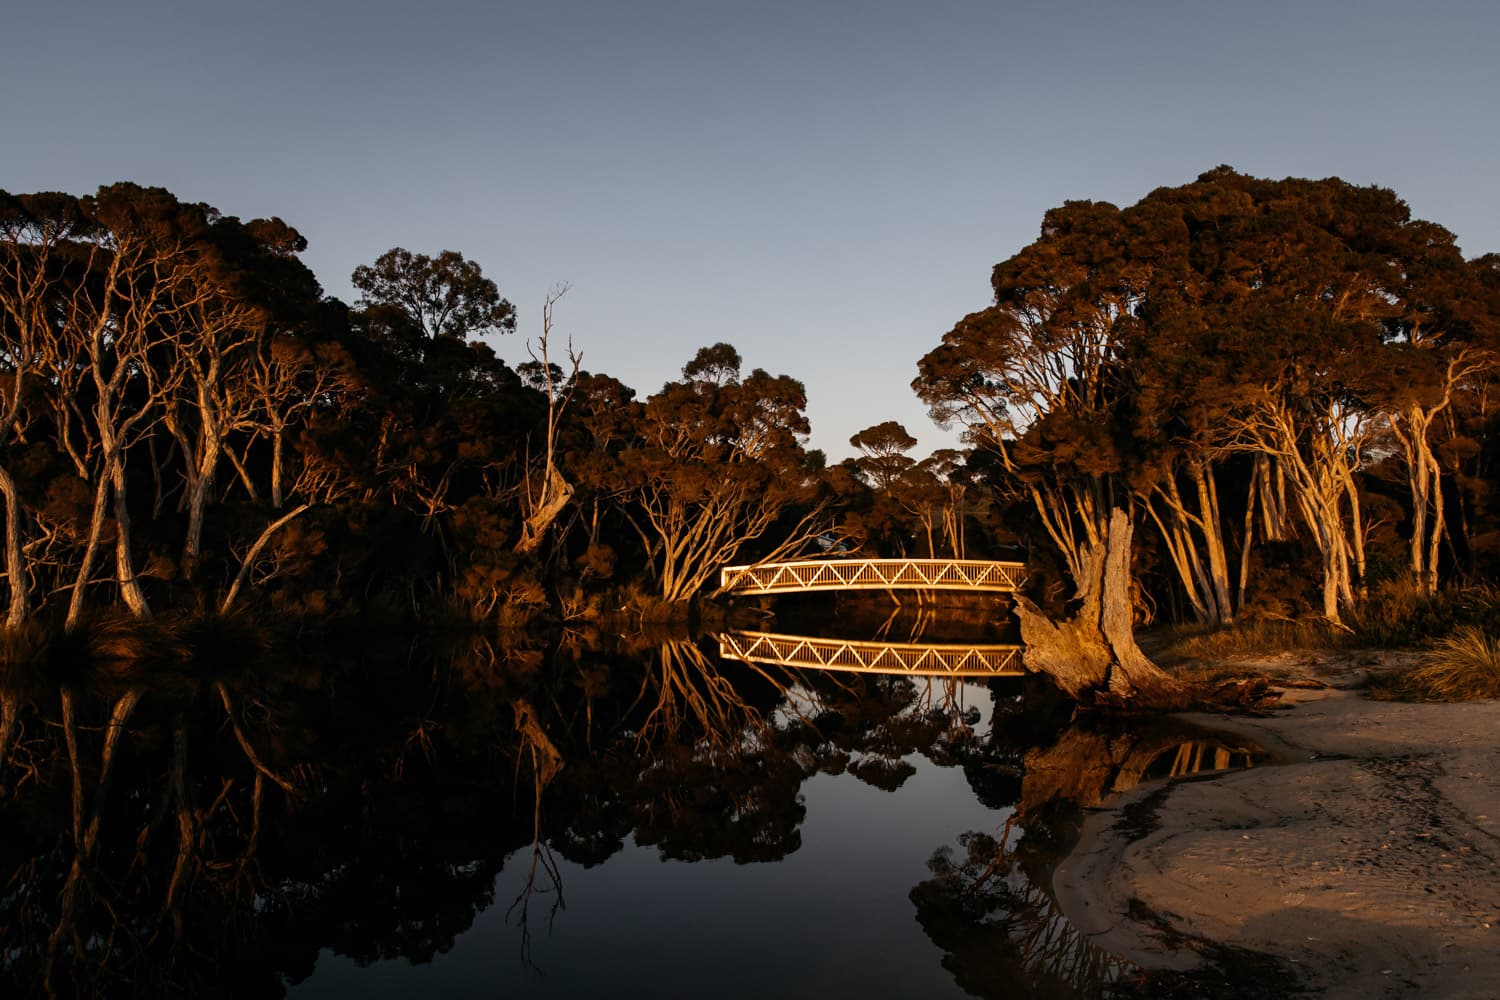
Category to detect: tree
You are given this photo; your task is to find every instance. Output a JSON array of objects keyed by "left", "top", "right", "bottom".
[
  {"left": 351, "top": 248, "right": 515, "bottom": 342},
  {"left": 915, "top": 198, "right": 1182, "bottom": 702},
  {"left": 0, "top": 191, "right": 90, "bottom": 626},
  {"left": 849, "top": 421, "right": 918, "bottom": 492},
  {"left": 921, "top": 168, "right": 1500, "bottom": 672},
  {"left": 514, "top": 285, "right": 581, "bottom": 556},
  {"left": 621, "top": 346, "right": 830, "bottom": 603}
]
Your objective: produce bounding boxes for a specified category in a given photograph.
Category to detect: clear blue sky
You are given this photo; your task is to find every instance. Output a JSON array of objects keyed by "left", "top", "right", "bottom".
[{"left": 6, "top": 1, "right": 1497, "bottom": 460}]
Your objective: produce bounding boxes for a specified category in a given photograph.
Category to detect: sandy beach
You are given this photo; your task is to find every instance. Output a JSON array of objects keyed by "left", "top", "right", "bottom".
[{"left": 1052, "top": 652, "right": 1500, "bottom": 998}]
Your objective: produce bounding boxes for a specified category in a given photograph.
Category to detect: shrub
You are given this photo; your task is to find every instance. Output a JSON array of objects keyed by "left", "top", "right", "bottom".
[{"left": 1396, "top": 626, "right": 1500, "bottom": 701}]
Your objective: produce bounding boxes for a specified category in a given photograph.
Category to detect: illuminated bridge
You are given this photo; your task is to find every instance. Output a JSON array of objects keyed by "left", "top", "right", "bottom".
[
  {"left": 718, "top": 630, "right": 1025, "bottom": 678},
  {"left": 718, "top": 558, "right": 1025, "bottom": 597}
]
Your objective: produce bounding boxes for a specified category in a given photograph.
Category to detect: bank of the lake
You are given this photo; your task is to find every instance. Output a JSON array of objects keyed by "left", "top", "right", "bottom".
[{"left": 1055, "top": 650, "right": 1500, "bottom": 998}]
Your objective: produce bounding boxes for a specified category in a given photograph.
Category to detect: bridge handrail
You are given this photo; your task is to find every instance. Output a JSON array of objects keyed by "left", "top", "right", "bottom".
[{"left": 719, "top": 557, "right": 1026, "bottom": 594}]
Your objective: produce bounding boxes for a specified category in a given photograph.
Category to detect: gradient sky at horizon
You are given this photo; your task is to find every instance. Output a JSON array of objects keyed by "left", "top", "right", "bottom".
[{"left": 6, "top": 1, "right": 1498, "bottom": 460}]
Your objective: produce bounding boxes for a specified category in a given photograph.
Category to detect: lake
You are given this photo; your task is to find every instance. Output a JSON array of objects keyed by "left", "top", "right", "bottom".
[{"left": 0, "top": 613, "right": 1259, "bottom": 998}]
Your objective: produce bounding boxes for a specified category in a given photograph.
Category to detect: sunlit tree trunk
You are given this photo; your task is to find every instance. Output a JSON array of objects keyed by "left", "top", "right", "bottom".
[
  {"left": 516, "top": 287, "right": 580, "bottom": 556},
  {"left": 0, "top": 466, "right": 28, "bottom": 628},
  {"left": 66, "top": 476, "right": 111, "bottom": 630},
  {"left": 108, "top": 449, "right": 150, "bottom": 619},
  {"left": 1385, "top": 352, "right": 1489, "bottom": 595},
  {"left": 1193, "top": 463, "right": 1235, "bottom": 623},
  {"left": 1015, "top": 508, "right": 1185, "bottom": 706},
  {"left": 1234, "top": 392, "right": 1371, "bottom": 626}
]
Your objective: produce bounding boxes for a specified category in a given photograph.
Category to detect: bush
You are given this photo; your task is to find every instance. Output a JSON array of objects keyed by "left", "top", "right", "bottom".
[
  {"left": 1351, "top": 581, "right": 1500, "bottom": 647},
  {"left": 1151, "top": 618, "right": 1348, "bottom": 665},
  {"left": 1392, "top": 626, "right": 1500, "bottom": 701}
]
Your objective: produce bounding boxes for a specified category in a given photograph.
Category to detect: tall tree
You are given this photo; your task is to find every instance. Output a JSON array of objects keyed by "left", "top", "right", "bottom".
[
  {"left": 622, "top": 346, "right": 829, "bottom": 603},
  {"left": 915, "top": 199, "right": 1181, "bottom": 702},
  {"left": 351, "top": 248, "right": 515, "bottom": 342}
]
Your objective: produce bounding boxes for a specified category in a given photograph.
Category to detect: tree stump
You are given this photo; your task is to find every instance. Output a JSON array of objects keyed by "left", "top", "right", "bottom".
[{"left": 1015, "top": 508, "right": 1186, "bottom": 709}]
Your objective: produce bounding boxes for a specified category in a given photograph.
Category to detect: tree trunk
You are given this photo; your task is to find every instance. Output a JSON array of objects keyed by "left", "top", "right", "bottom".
[
  {"left": 110, "top": 455, "right": 151, "bottom": 619},
  {"left": 182, "top": 468, "right": 213, "bottom": 580},
  {"left": 220, "top": 504, "right": 311, "bottom": 614},
  {"left": 66, "top": 475, "right": 112, "bottom": 631},
  {"left": 1014, "top": 507, "right": 1185, "bottom": 707},
  {"left": 270, "top": 425, "right": 285, "bottom": 509},
  {"left": 1194, "top": 464, "right": 1235, "bottom": 625},
  {"left": 515, "top": 464, "right": 573, "bottom": 556},
  {"left": 0, "top": 464, "right": 29, "bottom": 629}
]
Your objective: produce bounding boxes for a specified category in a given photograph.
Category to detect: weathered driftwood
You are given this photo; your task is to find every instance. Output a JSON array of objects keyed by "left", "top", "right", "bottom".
[{"left": 1015, "top": 508, "right": 1185, "bottom": 708}]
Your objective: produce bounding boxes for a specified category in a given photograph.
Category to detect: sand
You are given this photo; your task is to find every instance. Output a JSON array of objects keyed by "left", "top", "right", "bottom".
[{"left": 1052, "top": 652, "right": 1500, "bottom": 998}]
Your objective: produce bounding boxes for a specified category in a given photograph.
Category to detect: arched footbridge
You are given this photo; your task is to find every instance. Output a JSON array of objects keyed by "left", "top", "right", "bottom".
[
  {"left": 719, "top": 558, "right": 1025, "bottom": 596},
  {"left": 719, "top": 630, "right": 1025, "bottom": 678}
]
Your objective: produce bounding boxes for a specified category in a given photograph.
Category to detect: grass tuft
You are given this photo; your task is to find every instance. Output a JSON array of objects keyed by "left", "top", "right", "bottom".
[
  {"left": 1150, "top": 618, "right": 1349, "bottom": 666},
  {"left": 1351, "top": 581, "right": 1500, "bottom": 647},
  {"left": 1392, "top": 626, "right": 1500, "bottom": 702}
]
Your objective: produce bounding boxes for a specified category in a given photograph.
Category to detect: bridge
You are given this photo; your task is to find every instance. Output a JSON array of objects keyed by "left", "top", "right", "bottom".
[
  {"left": 718, "top": 558, "right": 1025, "bottom": 596},
  {"left": 718, "top": 630, "right": 1025, "bottom": 677}
]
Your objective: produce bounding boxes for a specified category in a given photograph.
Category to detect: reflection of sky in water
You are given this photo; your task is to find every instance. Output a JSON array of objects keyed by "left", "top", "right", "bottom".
[{"left": 291, "top": 687, "right": 1008, "bottom": 998}]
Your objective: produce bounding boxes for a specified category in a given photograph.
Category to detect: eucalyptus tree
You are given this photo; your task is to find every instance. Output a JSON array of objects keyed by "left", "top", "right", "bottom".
[
  {"left": 915, "top": 199, "right": 1182, "bottom": 701},
  {"left": 0, "top": 192, "right": 90, "bottom": 626},
  {"left": 38, "top": 184, "right": 233, "bottom": 623},
  {"left": 540, "top": 370, "right": 641, "bottom": 592},
  {"left": 351, "top": 247, "right": 516, "bottom": 343},
  {"left": 849, "top": 420, "right": 918, "bottom": 492},
  {"left": 345, "top": 248, "right": 537, "bottom": 603},
  {"left": 622, "top": 344, "right": 830, "bottom": 604},
  {"left": 1156, "top": 173, "right": 1497, "bottom": 621},
  {"left": 159, "top": 216, "right": 327, "bottom": 578},
  {"left": 514, "top": 285, "right": 581, "bottom": 556},
  {"left": 921, "top": 168, "right": 1498, "bottom": 652},
  {"left": 1363, "top": 241, "right": 1500, "bottom": 593}
]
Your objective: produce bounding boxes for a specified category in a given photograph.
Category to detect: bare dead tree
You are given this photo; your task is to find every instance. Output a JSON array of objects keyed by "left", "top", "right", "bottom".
[{"left": 515, "top": 283, "right": 581, "bottom": 556}]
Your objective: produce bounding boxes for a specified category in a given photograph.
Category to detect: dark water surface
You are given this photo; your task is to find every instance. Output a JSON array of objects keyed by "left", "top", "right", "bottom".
[
  {"left": 296, "top": 718, "right": 1002, "bottom": 998},
  {"left": 0, "top": 616, "right": 1263, "bottom": 998}
]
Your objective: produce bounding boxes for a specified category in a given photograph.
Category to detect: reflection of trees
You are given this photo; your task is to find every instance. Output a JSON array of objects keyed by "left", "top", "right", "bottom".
[
  {"left": 0, "top": 634, "right": 546, "bottom": 997},
  {"left": 8, "top": 631, "right": 1229, "bottom": 997},
  {"left": 1017, "top": 716, "right": 1261, "bottom": 829},
  {"left": 1, "top": 670, "right": 311, "bottom": 997},
  {"left": 547, "top": 637, "right": 813, "bottom": 865},
  {"left": 794, "top": 673, "right": 998, "bottom": 794},
  {"left": 912, "top": 823, "right": 1127, "bottom": 1000},
  {"left": 911, "top": 711, "right": 1267, "bottom": 999}
]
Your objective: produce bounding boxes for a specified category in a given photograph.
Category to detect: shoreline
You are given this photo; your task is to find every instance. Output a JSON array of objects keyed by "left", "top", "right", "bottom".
[{"left": 1052, "top": 651, "right": 1500, "bottom": 998}]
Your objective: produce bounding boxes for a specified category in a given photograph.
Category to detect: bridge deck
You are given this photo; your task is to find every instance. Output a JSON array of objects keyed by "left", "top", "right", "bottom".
[
  {"left": 719, "top": 630, "right": 1025, "bottom": 677},
  {"left": 719, "top": 558, "right": 1024, "bottom": 595}
]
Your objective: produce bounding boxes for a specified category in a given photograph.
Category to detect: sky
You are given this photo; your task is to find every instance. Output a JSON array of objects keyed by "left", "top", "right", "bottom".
[{"left": 5, "top": 0, "right": 1498, "bottom": 461}]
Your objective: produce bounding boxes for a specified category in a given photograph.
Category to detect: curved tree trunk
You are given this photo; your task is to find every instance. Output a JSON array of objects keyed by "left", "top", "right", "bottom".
[
  {"left": 1015, "top": 507, "right": 1185, "bottom": 708},
  {"left": 110, "top": 456, "right": 151, "bottom": 619},
  {"left": 514, "top": 464, "right": 573, "bottom": 556},
  {"left": 66, "top": 476, "right": 112, "bottom": 631}
]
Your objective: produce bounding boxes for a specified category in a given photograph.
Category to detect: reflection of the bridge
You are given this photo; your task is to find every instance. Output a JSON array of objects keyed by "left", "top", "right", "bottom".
[{"left": 718, "top": 630, "right": 1025, "bottom": 677}]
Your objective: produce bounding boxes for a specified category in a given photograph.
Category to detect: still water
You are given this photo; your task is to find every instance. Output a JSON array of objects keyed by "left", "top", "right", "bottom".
[
  {"left": 297, "top": 704, "right": 1003, "bottom": 998},
  {"left": 0, "top": 618, "right": 1260, "bottom": 998}
]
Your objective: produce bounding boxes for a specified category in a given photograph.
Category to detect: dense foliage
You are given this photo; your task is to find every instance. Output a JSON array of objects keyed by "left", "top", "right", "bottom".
[
  {"left": 0, "top": 186, "right": 832, "bottom": 630},
  {"left": 2, "top": 169, "right": 1497, "bottom": 638},
  {"left": 916, "top": 167, "right": 1500, "bottom": 630}
]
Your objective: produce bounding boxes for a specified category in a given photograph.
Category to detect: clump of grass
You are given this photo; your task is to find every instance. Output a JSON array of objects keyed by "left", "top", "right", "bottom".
[
  {"left": 1351, "top": 581, "right": 1500, "bottom": 647},
  {"left": 1393, "top": 626, "right": 1500, "bottom": 701},
  {"left": 1151, "top": 618, "right": 1348, "bottom": 666}
]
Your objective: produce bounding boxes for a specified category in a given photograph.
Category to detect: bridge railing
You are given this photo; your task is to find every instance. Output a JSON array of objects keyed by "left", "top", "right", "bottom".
[
  {"left": 718, "top": 630, "right": 1025, "bottom": 677},
  {"left": 719, "top": 558, "right": 1025, "bottom": 595}
]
